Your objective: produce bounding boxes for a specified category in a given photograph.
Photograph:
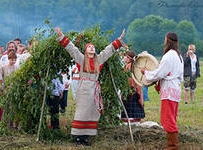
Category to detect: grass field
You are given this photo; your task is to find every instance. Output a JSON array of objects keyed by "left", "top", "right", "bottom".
[
  {"left": 144, "top": 61, "right": 203, "bottom": 131},
  {"left": 50, "top": 61, "right": 203, "bottom": 149},
  {"left": 0, "top": 62, "right": 203, "bottom": 150},
  {"left": 55, "top": 60, "right": 203, "bottom": 149}
]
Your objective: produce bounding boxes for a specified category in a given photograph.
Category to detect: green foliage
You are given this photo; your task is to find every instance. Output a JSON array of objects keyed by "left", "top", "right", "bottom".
[
  {"left": 0, "top": 121, "right": 9, "bottom": 135},
  {"left": 194, "top": 39, "right": 203, "bottom": 56},
  {"left": 176, "top": 20, "right": 198, "bottom": 51},
  {"left": 126, "top": 15, "right": 200, "bottom": 56},
  {"left": 99, "top": 51, "right": 130, "bottom": 127},
  {"left": 0, "top": 21, "right": 130, "bottom": 136},
  {"left": 2, "top": 0, "right": 203, "bottom": 55},
  {"left": 126, "top": 15, "right": 175, "bottom": 55}
]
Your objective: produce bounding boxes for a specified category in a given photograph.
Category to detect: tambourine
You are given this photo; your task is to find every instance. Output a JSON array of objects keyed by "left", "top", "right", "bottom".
[{"left": 132, "top": 51, "right": 159, "bottom": 86}]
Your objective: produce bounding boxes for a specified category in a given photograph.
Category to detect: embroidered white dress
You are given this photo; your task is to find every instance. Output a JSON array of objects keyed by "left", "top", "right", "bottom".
[{"left": 57, "top": 35, "right": 123, "bottom": 135}]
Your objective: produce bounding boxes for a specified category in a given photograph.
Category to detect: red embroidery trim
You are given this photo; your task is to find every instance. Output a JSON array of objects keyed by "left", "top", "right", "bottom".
[
  {"left": 112, "top": 39, "right": 122, "bottom": 50},
  {"left": 76, "top": 62, "right": 80, "bottom": 72},
  {"left": 167, "top": 72, "right": 171, "bottom": 76},
  {"left": 59, "top": 36, "right": 70, "bottom": 47},
  {"left": 72, "top": 120, "right": 98, "bottom": 129},
  {"left": 72, "top": 77, "right": 80, "bottom": 80}
]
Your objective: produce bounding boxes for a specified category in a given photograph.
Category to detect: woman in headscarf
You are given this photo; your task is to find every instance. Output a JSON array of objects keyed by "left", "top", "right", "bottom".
[
  {"left": 55, "top": 27, "right": 125, "bottom": 146},
  {"left": 121, "top": 50, "right": 145, "bottom": 125}
]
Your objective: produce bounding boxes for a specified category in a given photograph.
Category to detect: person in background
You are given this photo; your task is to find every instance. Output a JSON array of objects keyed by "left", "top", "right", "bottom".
[
  {"left": 142, "top": 86, "right": 149, "bottom": 101},
  {"left": 55, "top": 27, "right": 125, "bottom": 146},
  {"left": 0, "top": 51, "right": 19, "bottom": 126},
  {"left": 0, "top": 51, "right": 18, "bottom": 84},
  {"left": 0, "top": 41, "right": 17, "bottom": 67},
  {"left": 71, "top": 64, "right": 79, "bottom": 100},
  {"left": 121, "top": 51, "right": 145, "bottom": 125},
  {"left": 47, "top": 77, "right": 65, "bottom": 129},
  {"left": 141, "top": 32, "right": 183, "bottom": 150},
  {"left": 15, "top": 44, "right": 25, "bottom": 67},
  {"left": 0, "top": 46, "right": 4, "bottom": 58},
  {"left": 60, "top": 71, "right": 71, "bottom": 113},
  {"left": 14, "top": 38, "right": 22, "bottom": 46},
  {"left": 16, "top": 44, "right": 25, "bottom": 55},
  {"left": 0, "top": 46, "right": 3, "bottom": 118},
  {"left": 183, "top": 44, "right": 200, "bottom": 104},
  {"left": 27, "top": 39, "right": 38, "bottom": 50},
  {"left": 18, "top": 46, "right": 31, "bottom": 66}
]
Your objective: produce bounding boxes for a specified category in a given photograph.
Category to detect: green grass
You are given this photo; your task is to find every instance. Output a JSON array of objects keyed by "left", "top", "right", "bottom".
[
  {"left": 1, "top": 63, "right": 203, "bottom": 150},
  {"left": 65, "top": 62, "right": 203, "bottom": 131},
  {"left": 143, "top": 61, "right": 203, "bottom": 131},
  {"left": 46, "top": 61, "right": 203, "bottom": 150}
]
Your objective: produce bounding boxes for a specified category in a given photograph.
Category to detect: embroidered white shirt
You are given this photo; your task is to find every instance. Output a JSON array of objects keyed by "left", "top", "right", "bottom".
[{"left": 145, "top": 50, "right": 184, "bottom": 102}]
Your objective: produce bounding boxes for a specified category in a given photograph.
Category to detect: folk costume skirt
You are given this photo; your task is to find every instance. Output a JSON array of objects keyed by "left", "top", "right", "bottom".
[{"left": 71, "top": 78, "right": 101, "bottom": 136}]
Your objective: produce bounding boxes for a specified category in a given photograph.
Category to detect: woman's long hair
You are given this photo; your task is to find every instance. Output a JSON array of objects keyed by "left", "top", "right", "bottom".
[
  {"left": 163, "top": 32, "right": 182, "bottom": 62},
  {"left": 84, "top": 52, "right": 99, "bottom": 73},
  {"left": 124, "top": 51, "right": 136, "bottom": 72}
]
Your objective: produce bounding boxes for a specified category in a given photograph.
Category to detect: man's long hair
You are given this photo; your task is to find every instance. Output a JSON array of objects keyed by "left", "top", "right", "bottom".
[{"left": 163, "top": 32, "right": 182, "bottom": 62}]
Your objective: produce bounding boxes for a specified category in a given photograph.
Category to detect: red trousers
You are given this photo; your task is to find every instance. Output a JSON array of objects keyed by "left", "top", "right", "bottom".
[{"left": 160, "top": 100, "right": 178, "bottom": 133}]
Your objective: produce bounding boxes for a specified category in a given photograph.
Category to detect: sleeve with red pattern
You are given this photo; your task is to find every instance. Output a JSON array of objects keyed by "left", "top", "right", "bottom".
[
  {"left": 112, "top": 39, "right": 122, "bottom": 50},
  {"left": 59, "top": 36, "right": 70, "bottom": 47}
]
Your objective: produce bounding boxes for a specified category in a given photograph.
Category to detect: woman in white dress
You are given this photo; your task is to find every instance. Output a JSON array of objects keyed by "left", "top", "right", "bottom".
[{"left": 55, "top": 27, "right": 125, "bottom": 145}]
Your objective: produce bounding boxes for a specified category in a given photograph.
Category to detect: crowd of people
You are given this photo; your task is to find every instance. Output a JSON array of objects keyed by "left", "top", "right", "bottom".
[
  {"left": 0, "top": 38, "right": 39, "bottom": 129},
  {"left": 0, "top": 28, "right": 201, "bottom": 149},
  {"left": 0, "top": 38, "right": 31, "bottom": 126}
]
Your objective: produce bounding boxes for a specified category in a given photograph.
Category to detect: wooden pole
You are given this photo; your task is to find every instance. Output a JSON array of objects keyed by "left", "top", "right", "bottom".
[
  {"left": 109, "top": 66, "right": 136, "bottom": 149},
  {"left": 36, "top": 63, "right": 50, "bottom": 141}
]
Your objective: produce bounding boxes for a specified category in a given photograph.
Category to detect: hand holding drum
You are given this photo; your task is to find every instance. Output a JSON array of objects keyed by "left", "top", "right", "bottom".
[{"left": 131, "top": 51, "right": 159, "bottom": 86}]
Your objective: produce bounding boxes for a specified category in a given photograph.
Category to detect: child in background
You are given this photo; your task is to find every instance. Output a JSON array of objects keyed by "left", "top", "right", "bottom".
[
  {"left": 0, "top": 51, "right": 18, "bottom": 125},
  {"left": 142, "top": 86, "right": 149, "bottom": 101},
  {"left": 60, "top": 71, "right": 71, "bottom": 113},
  {"left": 47, "top": 77, "right": 65, "bottom": 129},
  {"left": 71, "top": 64, "right": 79, "bottom": 100}
]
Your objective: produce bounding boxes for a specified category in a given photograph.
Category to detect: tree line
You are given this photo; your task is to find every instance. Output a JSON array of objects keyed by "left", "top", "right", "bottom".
[
  {"left": 0, "top": 0, "right": 203, "bottom": 56},
  {"left": 126, "top": 15, "right": 203, "bottom": 56}
]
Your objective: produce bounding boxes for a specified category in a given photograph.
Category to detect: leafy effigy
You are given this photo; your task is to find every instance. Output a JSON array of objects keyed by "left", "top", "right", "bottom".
[{"left": 0, "top": 20, "right": 130, "bottom": 137}]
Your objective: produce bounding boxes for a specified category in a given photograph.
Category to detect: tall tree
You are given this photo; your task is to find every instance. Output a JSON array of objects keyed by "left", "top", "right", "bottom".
[
  {"left": 176, "top": 20, "right": 198, "bottom": 52},
  {"left": 126, "top": 15, "right": 176, "bottom": 56}
]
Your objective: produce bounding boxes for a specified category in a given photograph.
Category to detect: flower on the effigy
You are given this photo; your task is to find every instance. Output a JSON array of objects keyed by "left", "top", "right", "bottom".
[{"left": 28, "top": 79, "right": 33, "bottom": 85}]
